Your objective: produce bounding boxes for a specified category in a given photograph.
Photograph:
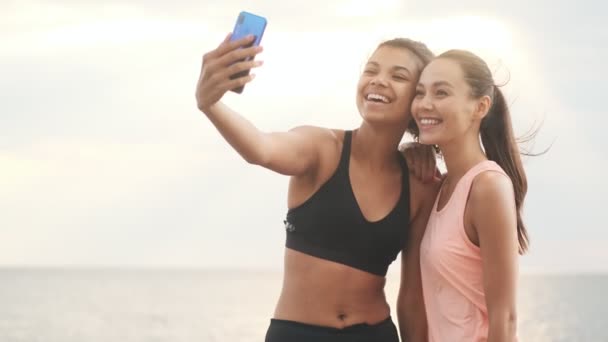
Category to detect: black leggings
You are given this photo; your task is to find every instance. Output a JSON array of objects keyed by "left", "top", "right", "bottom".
[{"left": 265, "top": 316, "right": 399, "bottom": 342}]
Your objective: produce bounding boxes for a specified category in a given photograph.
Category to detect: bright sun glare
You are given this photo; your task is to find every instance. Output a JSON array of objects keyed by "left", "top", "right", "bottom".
[{"left": 403, "top": 16, "right": 515, "bottom": 62}]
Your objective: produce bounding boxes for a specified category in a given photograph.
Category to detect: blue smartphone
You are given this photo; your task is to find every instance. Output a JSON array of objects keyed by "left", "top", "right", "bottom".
[{"left": 229, "top": 11, "right": 267, "bottom": 93}]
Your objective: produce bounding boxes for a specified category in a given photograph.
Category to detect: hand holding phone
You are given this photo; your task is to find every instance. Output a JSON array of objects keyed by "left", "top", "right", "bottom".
[
  {"left": 195, "top": 12, "right": 266, "bottom": 112},
  {"left": 229, "top": 11, "right": 267, "bottom": 93}
]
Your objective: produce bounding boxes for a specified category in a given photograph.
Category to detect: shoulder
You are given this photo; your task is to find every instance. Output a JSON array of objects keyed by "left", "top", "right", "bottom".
[
  {"left": 288, "top": 127, "right": 349, "bottom": 175},
  {"left": 288, "top": 126, "right": 343, "bottom": 146},
  {"left": 288, "top": 125, "right": 339, "bottom": 137},
  {"left": 469, "top": 169, "right": 514, "bottom": 206},
  {"left": 468, "top": 168, "right": 519, "bottom": 256},
  {"left": 468, "top": 169, "right": 516, "bottom": 235}
]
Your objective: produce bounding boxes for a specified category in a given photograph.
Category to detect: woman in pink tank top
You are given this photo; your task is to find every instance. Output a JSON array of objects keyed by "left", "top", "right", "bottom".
[{"left": 410, "top": 50, "right": 530, "bottom": 341}]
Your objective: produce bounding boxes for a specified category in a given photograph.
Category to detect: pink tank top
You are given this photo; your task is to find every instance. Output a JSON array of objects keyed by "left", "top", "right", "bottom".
[{"left": 420, "top": 160, "right": 508, "bottom": 342}]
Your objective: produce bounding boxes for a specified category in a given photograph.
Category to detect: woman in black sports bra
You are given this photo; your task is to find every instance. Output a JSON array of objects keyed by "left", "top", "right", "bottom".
[{"left": 196, "top": 34, "right": 439, "bottom": 342}]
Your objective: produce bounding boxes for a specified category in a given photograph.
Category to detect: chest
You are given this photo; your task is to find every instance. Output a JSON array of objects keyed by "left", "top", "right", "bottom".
[{"left": 348, "top": 164, "right": 403, "bottom": 223}]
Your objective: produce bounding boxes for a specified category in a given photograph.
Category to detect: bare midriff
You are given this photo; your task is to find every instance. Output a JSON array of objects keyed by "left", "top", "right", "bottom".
[{"left": 273, "top": 248, "right": 391, "bottom": 329}]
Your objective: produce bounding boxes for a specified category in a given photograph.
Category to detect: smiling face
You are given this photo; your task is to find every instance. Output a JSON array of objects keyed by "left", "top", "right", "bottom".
[
  {"left": 356, "top": 45, "right": 424, "bottom": 128},
  {"left": 411, "top": 57, "right": 491, "bottom": 146}
]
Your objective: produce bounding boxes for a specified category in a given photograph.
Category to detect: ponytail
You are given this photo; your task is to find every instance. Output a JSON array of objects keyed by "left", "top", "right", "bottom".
[{"left": 480, "top": 86, "right": 529, "bottom": 253}]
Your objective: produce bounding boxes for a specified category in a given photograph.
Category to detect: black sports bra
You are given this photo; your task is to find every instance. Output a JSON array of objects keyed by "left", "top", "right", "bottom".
[{"left": 283, "top": 130, "right": 411, "bottom": 276}]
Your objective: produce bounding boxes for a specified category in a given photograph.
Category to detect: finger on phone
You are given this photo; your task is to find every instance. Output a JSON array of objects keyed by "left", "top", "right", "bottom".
[
  {"left": 232, "top": 34, "right": 256, "bottom": 49},
  {"left": 216, "top": 34, "right": 255, "bottom": 57},
  {"left": 221, "top": 45, "right": 263, "bottom": 67},
  {"left": 223, "top": 59, "right": 263, "bottom": 79},
  {"left": 225, "top": 73, "right": 256, "bottom": 91},
  {"left": 208, "top": 33, "right": 235, "bottom": 59}
]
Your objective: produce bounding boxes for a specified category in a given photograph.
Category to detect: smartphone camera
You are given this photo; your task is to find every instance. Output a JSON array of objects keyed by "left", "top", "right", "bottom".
[{"left": 237, "top": 14, "right": 245, "bottom": 25}]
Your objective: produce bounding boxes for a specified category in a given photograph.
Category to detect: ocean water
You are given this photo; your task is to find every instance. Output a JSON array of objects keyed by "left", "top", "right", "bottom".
[{"left": 0, "top": 269, "right": 606, "bottom": 342}]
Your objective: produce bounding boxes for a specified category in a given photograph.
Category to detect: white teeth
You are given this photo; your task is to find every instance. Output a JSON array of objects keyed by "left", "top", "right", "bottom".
[
  {"left": 366, "top": 93, "right": 390, "bottom": 103},
  {"left": 420, "top": 118, "right": 441, "bottom": 125}
]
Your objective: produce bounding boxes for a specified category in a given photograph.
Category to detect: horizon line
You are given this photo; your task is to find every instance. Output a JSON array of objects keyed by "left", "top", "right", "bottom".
[{"left": 0, "top": 264, "right": 605, "bottom": 276}]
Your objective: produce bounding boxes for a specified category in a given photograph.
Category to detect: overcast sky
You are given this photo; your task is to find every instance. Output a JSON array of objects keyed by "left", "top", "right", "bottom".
[{"left": 1, "top": 0, "right": 606, "bottom": 274}]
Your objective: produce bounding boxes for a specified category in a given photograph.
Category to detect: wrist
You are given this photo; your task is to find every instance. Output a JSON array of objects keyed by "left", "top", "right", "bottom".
[{"left": 199, "top": 102, "right": 220, "bottom": 116}]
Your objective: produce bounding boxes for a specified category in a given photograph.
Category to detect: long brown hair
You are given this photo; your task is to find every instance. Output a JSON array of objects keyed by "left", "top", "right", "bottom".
[{"left": 439, "top": 49, "right": 530, "bottom": 254}]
